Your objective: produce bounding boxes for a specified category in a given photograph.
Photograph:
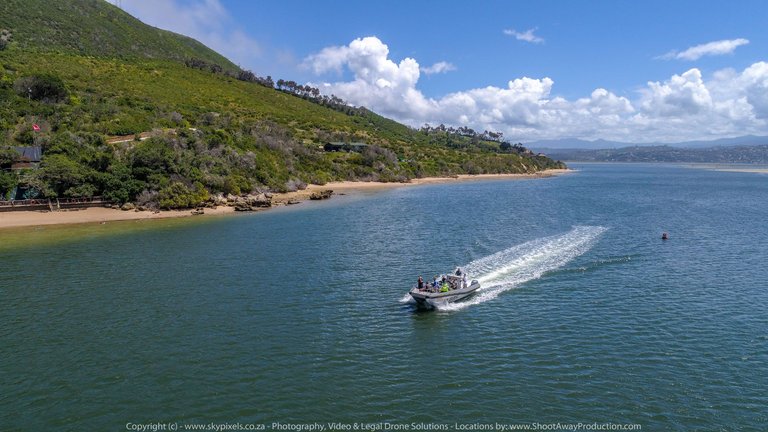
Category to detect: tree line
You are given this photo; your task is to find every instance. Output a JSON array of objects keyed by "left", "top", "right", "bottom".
[
  {"left": 419, "top": 124, "right": 532, "bottom": 155},
  {"left": 184, "top": 58, "right": 274, "bottom": 88},
  {"left": 184, "top": 58, "right": 359, "bottom": 115}
]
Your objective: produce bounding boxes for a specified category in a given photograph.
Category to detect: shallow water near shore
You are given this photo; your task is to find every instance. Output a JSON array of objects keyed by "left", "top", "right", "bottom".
[
  {"left": 0, "top": 213, "right": 221, "bottom": 251},
  {"left": 1, "top": 163, "right": 767, "bottom": 430}
]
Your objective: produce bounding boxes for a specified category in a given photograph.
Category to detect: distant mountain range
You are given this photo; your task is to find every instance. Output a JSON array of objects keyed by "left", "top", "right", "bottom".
[
  {"left": 534, "top": 144, "right": 768, "bottom": 164},
  {"left": 527, "top": 135, "right": 768, "bottom": 151},
  {"left": 528, "top": 136, "right": 768, "bottom": 164}
]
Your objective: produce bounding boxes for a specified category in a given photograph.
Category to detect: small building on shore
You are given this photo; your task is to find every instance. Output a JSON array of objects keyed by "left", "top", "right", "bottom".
[{"left": 10, "top": 146, "right": 42, "bottom": 170}]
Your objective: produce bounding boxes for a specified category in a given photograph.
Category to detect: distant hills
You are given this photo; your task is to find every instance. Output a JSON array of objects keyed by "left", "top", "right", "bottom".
[
  {"left": 527, "top": 135, "right": 768, "bottom": 151},
  {"left": 528, "top": 136, "right": 768, "bottom": 164},
  {"left": 534, "top": 144, "right": 768, "bottom": 164}
]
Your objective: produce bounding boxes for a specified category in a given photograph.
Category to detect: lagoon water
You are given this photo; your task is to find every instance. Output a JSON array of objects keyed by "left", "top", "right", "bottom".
[{"left": 1, "top": 163, "right": 767, "bottom": 430}]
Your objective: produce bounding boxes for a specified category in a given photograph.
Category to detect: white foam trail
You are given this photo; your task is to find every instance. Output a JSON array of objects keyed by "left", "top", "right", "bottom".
[{"left": 438, "top": 226, "right": 608, "bottom": 311}]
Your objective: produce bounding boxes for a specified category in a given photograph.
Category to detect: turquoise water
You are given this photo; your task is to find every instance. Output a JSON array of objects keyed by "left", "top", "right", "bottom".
[{"left": 1, "top": 164, "right": 766, "bottom": 431}]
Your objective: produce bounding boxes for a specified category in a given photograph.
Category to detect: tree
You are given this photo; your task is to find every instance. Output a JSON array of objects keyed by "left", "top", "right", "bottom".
[
  {"left": 185, "top": 58, "right": 208, "bottom": 69},
  {"left": 129, "top": 138, "right": 175, "bottom": 182},
  {"left": 0, "top": 146, "right": 18, "bottom": 168},
  {"left": 100, "top": 162, "right": 145, "bottom": 203},
  {"left": 208, "top": 63, "right": 223, "bottom": 74},
  {"left": 37, "top": 154, "right": 87, "bottom": 197},
  {"left": 237, "top": 70, "right": 257, "bottom": 82},
  {"left": 0, "top": 170, "right": 17, "bottom": 200},
  {"left": 0, "top": 29, "right": 11, "bottom": 50}
]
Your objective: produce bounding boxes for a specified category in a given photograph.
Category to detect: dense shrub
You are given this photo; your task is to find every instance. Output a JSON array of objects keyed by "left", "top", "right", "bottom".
[
  {"left": 13, "top": 74, "right": 69, "bottom": 103},
  {"left": 0, "top": 145, "right": 18, "bottom": 167},
  {"left": 0, "top": 170, "right": 17, "bottom": 200},
  {"left": 284, "top": 178, "right": 306, "bottom": 192},
  {"left": 36, "top": 153, "right": 89, "bottom": 197},
  {"left": 12, "top": 124, "right": 35, "bottom": 145},
  {"left": 135, "top": 190, "right": 159, "bottom": 209},
  {"left": 101, "top": 163, "right": 146, "bottom": 204},
  {"left": 129, "top": 138, "right": 175, "bottom": 182},
  {"left": 63, "top": 183, "right": 97, "bottom": 198},
  {"left": 157, "top": 181, "right": 209, "bottom": 209},
  {"left": 223, "top": 174, "right": 251, "bottom": 195},
  {"left": 0, "top": 29, "right": 11, "bottom": 50}
]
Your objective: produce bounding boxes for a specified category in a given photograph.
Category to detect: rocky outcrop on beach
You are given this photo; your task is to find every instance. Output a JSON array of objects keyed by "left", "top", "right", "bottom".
[
  {"left": 103, "top": 186, "right": 341, "bottom": 216},
  {"left": 309, "top": 190, "right": 333, "bottom": 200},
  {"left": 226, "top": 193, "right": 273, "bottom": 211}
]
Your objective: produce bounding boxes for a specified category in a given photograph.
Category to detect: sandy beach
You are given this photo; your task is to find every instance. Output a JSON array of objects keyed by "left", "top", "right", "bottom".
[
  {"left": 0, "top": 169, "right": 569, "bottom": 229},
  {"left": 710, "top": 168, "right": 768, "bottom": 174},
  {"left": 684, "top": 164, "right": 768, "bottom": 175}
]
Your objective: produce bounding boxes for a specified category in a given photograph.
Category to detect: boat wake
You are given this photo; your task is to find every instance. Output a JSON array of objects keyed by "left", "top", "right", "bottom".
[{"left": 402, "top": 226, "right": 608, "bottom": 310}]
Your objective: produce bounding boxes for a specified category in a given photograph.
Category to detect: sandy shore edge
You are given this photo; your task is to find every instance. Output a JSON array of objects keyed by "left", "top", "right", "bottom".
[
  {"left": 0, "top": 169, "right": 570, "bottom": 229},
  {"left": 708, "top": 168, "right": 768, "bottom": 174},
  {"left": 683, "top": 164, "right": 768, "bottom": 174}
]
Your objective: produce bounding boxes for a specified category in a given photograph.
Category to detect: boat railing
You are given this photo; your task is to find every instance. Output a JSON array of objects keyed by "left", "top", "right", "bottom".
[{"left": 413, "top": 273, "right": 471, "bottom": 292}]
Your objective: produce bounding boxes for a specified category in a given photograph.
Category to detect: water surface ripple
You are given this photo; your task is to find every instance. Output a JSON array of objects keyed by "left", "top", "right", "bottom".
[{"left": 1, "top": 164, "right": 767, "bottom": 430}]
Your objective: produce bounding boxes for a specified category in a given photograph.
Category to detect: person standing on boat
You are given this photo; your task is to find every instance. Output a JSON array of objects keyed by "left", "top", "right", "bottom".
[{"left": 417, "top": 276, "right": 424, "bottom": 290}]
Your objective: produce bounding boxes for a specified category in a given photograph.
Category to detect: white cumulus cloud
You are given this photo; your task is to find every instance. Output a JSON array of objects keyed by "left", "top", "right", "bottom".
[
  {"left": 421, "top": 61, "right": 457, "bottom": 75},
  {"left": 640, "top": 69, "right": 712, "bottom": 116},
  {"left": 503, "top": 28, "right": 545, "bottom": 44},
  {"left": 306, "top": 36, "right": 768, "bottom": 142},
  {"left": 660, "top": 38, "right": 750, "bottom": 61}
]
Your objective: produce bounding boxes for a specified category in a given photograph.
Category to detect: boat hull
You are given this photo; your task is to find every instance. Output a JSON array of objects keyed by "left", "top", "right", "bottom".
[{"left": 409, "top": 281, "right": 480, "bottom": 308}]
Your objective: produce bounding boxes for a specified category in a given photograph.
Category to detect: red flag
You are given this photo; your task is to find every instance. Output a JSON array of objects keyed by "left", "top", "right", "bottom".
[{"left": 32, "top": 124, "right": 41, "bottom": 132}]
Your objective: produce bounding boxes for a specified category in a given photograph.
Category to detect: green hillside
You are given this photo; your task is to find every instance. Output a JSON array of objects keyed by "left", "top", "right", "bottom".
[
  {"left": 0, "top": 0, "right": 237, "bottom": 71},
  {"left": 0, "top": 0, "right": 564, "bottom": 208}
]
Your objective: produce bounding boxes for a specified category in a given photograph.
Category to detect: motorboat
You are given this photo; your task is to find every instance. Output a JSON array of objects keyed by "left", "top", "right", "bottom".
[{"left": 409, "top": 270, "right": 480, "bottom": 309}]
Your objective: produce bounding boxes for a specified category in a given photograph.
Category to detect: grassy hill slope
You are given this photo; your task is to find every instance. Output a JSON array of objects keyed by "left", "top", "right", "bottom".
[{"left": 0, "top": 0, "right": 237, "bottom": 71}]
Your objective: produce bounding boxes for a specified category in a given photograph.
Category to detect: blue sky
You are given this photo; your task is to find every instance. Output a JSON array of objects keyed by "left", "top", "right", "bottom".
[{"left": 119, "top": 0, "right": 768, "bottom": 143}]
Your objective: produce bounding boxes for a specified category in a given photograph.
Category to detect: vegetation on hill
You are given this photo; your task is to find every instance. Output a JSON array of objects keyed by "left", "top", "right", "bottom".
[
  {"left": 0, "top": 0, "right": 564, "bottom": 207},
  {"left": 0, "top": 0, "right": 237, "bottom": 71}
]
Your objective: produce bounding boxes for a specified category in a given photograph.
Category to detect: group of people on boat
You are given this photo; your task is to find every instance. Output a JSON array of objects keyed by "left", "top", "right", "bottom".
[{"left": 416, "top": 268, "right": 467, "bottom": 293}]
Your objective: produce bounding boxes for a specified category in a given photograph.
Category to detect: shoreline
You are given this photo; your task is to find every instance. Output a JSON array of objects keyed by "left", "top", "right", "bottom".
[
  {"left": 0, "top": 169, "right": 570, "bottom": 230},
  {"left": 682, "top": 163, "right": 768, "bottom": 174}
]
